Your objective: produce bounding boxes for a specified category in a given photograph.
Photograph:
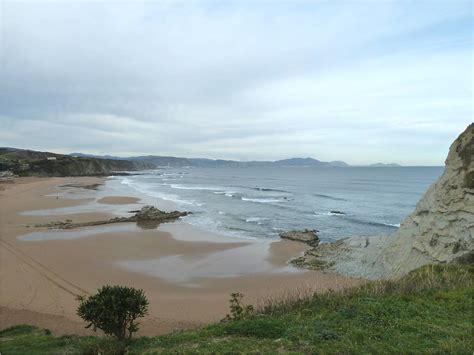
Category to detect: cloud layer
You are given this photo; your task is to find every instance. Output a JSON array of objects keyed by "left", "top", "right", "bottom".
[{"left": 0, "top": 0, "right": 472, "bottom": 165}]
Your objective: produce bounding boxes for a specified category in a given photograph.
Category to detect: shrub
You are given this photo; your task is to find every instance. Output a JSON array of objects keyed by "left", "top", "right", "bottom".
[
  {"left": 224, "top": 293, "right": 254, "bottom": 321},
  {"left": 77, "top": 285, "right": 149, "bottom": 340}
]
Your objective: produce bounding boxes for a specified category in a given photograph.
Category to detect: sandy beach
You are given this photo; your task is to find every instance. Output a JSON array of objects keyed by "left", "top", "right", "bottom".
[{"left": 0, "top": 177, "right": 363, "bottom": 336}]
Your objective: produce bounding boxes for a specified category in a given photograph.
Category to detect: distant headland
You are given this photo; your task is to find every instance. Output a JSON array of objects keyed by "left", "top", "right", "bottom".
[{"left": 1, "top": 147, "right": 409, "bottom": 177}]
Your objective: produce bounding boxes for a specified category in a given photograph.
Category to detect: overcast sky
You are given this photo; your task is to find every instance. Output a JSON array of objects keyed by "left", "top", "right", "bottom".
[{"left": 0, "top": 0, "right": 472, "bottom": 165}]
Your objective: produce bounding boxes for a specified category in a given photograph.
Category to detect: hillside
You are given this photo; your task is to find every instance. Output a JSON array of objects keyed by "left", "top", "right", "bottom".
[
  {"left": 70, "top": 154, "right": 351, "bottom": 168},
  {"left": 1, "top": 264, "right": 472, "bottom": 354},
  {"left": 0, "top": 148, "right": 154, "bottom": 177}
]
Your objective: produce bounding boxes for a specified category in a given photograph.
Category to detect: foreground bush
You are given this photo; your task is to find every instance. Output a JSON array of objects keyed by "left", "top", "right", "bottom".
[
  {"left": 224, "top": 292, "right": 254, "bottom": 321},
  {"left": 77, "top": 285, "right": 149, "bottom": 340}
]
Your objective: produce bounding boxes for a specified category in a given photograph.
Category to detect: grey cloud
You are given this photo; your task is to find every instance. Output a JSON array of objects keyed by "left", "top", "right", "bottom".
[{"left": 0, "top": 1, "right": 472, "bottom": 165}]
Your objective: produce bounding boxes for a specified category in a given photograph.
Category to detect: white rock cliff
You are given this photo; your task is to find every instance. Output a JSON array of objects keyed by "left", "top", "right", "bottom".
[{"left": 299, "top": 124, "right": 473, "bottom": 279}]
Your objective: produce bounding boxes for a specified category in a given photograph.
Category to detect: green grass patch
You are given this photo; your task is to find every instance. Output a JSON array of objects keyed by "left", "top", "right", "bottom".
[
  {"left": 220, "top": 317, "right": 287, "bottom": 339},
  {"left": 1, "top": 264, "right": 473, "bottom": 354}
]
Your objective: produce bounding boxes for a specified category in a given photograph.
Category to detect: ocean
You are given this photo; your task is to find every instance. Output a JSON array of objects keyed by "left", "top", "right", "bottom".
[{"left": 116, "top": 167, "right": 443, "bottom": 243}]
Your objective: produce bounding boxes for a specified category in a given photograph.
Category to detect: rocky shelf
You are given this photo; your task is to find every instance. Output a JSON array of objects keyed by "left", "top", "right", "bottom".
[
  {"left": 34, "top": 205, "right": 189, "bottom": 230},
  {"left": 279, "top": 229, "right": 320, "bottom": 247}
]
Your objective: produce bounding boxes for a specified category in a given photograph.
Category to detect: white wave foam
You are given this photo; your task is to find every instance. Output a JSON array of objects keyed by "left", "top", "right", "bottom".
[
  {"left": 145, "top": 192, "right": 195, "bottom": 206},
  {"left": 241, "top": 197, "right": 281, "bottom": 203},
  {"left": 213, "top": 191, "right": 235, "bottom": 197},
  {"left": 313, "top": 211, "right": 346, "bottom": 217},
  {"left": 383, "top": 222, "right": 400, "bottom": 228},
  {"left": 170, "top": 184, "right": 223, "bottom": 191},
  {"left": 313, "top": 209, "right": 401, "bottom": 228},
  {"left": 118, "top": 177, "right": 198, "bottom": 206},
  {"left": 184, "top": 214, "right": 257, "bottom": 240}
]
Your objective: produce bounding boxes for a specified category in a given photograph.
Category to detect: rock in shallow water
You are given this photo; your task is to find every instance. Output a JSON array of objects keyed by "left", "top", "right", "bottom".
[
  {"left": 35, "top": 205, "right": 189, "bottom": 229},
  {"left": 279, "top": 229, "right": 320, "bottom": 247},
  {"left": 134, "top": 205, "right": 170, "bottom": 220}
]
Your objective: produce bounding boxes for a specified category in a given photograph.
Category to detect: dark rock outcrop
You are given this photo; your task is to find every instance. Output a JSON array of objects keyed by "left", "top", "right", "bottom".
[
  {"left": 279, "top": 229, "right": 320, "bottom": 247},
  {"left": 35, "top": 205, "right": 189, "bottom": 230}
]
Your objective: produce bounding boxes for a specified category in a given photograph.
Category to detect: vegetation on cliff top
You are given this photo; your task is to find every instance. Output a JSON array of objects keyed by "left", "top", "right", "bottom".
[
  {"left": 1, "top": 264, "right": 472, "bottom": 354},
  {"left": 0, "top": 148, "right": 153, "bottom": 177}
]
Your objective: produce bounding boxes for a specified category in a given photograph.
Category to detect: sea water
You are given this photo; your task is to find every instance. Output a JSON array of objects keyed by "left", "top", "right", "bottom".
[{"left": 116, "top": 167, "right": 443, "bottom": 243}]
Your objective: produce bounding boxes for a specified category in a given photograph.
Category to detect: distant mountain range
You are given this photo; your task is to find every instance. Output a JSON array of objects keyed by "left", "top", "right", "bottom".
[
  {"left": 0, "top": 147, "right": 403, "bottom": 177},
  {"left": 70, "top": 153, "right": 352, "bottom": 168}
]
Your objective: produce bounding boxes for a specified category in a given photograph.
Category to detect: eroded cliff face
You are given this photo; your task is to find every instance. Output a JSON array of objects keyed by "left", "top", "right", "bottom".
[
  {"left": 297, "top": 124, "right": 473, "bottom": 279},
  {"left": 0, "top": 148, "right": 155, "bottom": 177}
]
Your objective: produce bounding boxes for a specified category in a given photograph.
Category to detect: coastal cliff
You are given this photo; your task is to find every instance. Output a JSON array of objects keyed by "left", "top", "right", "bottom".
[
  {"left": 296, "top": 124, "right": 473, "bottom": 279},
  {"left": 0, "top": 148, "right": 154, "bottom": 177}
]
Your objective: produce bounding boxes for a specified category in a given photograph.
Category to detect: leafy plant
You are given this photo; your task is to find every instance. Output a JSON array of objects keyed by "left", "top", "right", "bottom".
[
  {"left": 76, "top": 285, "right": 149, "bottom": 340},
  {"left": 225, "top": 292, "right": 254, "bottom": 321}
]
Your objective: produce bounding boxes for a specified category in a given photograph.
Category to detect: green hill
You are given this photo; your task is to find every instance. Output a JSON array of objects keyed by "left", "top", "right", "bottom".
[
  {"left": 1, "top": 264, "right": 472, "bottom": 354},
  {"left": 0, "top": 148, "right": 154, "bottom": 177}
]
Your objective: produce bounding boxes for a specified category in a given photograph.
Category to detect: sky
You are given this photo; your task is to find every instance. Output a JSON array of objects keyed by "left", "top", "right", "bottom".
[{"left": 0, "top": 0, "right": 472, "bottom": 165}]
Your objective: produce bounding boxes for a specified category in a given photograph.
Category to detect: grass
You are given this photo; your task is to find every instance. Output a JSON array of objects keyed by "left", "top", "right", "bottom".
[{"left": 1, "top": 264, "right": 473, "bottom": 354}]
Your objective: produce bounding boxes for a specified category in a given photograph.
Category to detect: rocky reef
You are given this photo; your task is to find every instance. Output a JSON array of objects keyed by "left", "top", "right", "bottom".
[
  {"left": 34, "top": 205, "right": 189, "bottom": 230},
  {"left": 294, "top": 124, "right": 473, "bottom": 279},
  {"left": 279, "top": 229, "right": 320, "bottom": 247}
]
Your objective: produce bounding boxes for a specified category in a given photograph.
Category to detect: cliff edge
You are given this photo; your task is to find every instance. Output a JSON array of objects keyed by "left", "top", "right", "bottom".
[
  {"left": 297, "top": 124, "right": 473, "bottom": 279},
  {"left": 0, "top": 148, "right": 154, "bottom": 177}
]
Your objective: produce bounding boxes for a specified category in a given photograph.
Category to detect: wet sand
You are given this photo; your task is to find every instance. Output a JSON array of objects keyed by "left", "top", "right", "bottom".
[
  {"left": 97, "top": 196, "right": 141, "bottom": 205},
  {"left": 0, "top": 177, "right": 363, "bottom": 336}
]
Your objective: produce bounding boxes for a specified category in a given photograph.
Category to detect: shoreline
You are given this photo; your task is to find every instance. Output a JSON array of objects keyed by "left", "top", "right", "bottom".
[{"left": 0, "top": 177, "right": 363, "bottom": 336}]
